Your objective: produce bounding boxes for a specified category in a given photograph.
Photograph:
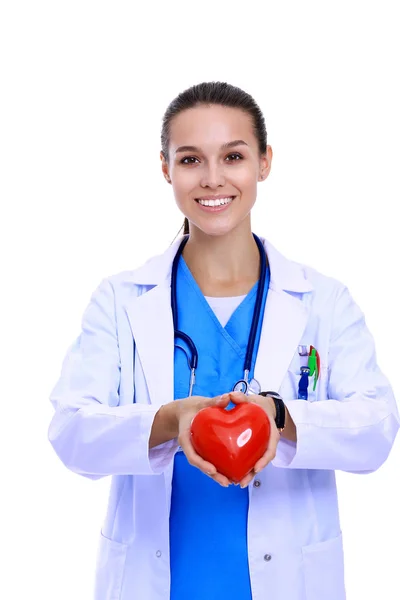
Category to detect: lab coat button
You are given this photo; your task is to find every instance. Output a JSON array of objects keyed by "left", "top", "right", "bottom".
[
  {"left": 254, "top": 479, "right": 261, "bottom": 487},
  {"left": 264, "top": 554, "right": 272, "bottom": 562},
  {"left": 156, "top": 550, "right": 162, "bottom": 558}
]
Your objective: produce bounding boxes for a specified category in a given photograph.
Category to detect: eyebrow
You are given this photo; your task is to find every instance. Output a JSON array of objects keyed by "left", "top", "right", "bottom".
[{"left": 175, "top": 139, "right": 249, "bottom": 155}]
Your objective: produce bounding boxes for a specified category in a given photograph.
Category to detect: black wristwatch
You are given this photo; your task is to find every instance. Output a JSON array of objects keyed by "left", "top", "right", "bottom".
[{"left": 259, "top": 391, "right": 286, "bottom": 433}]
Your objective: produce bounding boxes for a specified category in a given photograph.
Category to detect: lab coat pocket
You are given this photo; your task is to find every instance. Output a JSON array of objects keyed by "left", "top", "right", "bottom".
[
  {"left": 281, "top": 363, "right": 329, "bottom": 402},
  {"left": 302, "top": 532, "right": 346, "bottom": 600},
  {"left": 307, "top": 365, "right": 329, "bottom": 402},
  {"left": 94, "top": 532, "right": 128, "bottom": 600}
]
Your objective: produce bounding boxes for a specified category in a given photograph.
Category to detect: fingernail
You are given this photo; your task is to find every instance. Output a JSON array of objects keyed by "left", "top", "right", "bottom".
[{"left": 240, "top": 483, "right": 248, "bottom": 488}]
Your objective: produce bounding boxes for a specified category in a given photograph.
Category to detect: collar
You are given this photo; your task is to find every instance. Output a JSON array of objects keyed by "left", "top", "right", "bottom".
[{"left": 122, "top": 235, "right": 313, "bottom": 294}]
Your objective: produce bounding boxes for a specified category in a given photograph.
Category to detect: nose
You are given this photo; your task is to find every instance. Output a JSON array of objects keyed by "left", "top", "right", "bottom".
[{"left": 200, "top": 161, "right": 226, "bottom": 188}]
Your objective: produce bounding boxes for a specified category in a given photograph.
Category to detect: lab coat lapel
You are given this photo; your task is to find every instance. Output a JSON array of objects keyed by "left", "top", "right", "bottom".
[
  {"left": 253, "top": 239, "right": 313, "bottom": 392},
  {"left": 125, "top": 283, "right": 174, "bottom": 408},
  {"left": 254, "top": 287, "right": 309, "bottom": 392},
  {"left": 122, "top": 239, "right": 184, "bottom": 409}
]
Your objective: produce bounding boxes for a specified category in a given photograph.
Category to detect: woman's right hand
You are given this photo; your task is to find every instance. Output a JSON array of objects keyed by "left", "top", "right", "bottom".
[{"left": 175, "top": 394, "right": 235, "bottom": 487}]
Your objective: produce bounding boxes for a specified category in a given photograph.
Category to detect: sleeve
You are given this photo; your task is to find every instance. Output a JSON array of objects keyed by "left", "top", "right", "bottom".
[
  {"left": 272, "top": 285, "right": 400, "bottom": 472},
  {"left": 48, "top": 278, "right": 178, "bottom": 479}
]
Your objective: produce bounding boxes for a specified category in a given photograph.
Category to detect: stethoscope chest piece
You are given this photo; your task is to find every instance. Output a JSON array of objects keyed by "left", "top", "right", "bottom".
[{"left": 232, "top": 377, "right": 262, "bottom": 396}]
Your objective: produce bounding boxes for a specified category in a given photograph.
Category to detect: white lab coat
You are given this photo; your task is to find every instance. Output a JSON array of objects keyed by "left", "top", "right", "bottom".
[{"left": 48, "top": 236, "right": 399, "bottom": 600}]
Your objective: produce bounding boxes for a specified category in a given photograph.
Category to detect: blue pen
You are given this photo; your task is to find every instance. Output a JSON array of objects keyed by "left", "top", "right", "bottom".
[{"left": 298, "top": 366, "right": 310, "bottom": 400}]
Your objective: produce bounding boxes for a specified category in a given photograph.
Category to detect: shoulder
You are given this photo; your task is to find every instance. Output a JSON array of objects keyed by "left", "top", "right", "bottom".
[
  {"left": 301, "top": 262, "right": 346, "bottom": 300},
  {"left": 104, "top": 270, "right": 147, "bottom": 305},
  {"left": 105, "top": 239, "right": 182, "bottom": 294},
  {"left": 263, "top": 237, "right": 347, "bottom": 305},
  {"left": 274, "top": 251, "right": 364, "bottom": 339}
]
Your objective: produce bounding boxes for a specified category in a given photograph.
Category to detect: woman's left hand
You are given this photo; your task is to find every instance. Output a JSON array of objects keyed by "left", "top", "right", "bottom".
[{"left": 227, "top": 391, "right": 281, "bottom": 488}]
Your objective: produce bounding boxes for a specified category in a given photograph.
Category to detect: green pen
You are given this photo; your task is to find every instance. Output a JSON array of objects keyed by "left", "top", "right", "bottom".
[{"left": 308, "top": 348, "right": 319, "bottom": 391}]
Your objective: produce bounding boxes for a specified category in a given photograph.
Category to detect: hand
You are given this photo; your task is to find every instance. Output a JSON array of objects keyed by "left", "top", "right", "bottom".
[
  {"left": 226, "top": 391, "right": 281, "bottom": 488},
  {"left": 175, "top": 393, "right": 245, "bottom": 487}
]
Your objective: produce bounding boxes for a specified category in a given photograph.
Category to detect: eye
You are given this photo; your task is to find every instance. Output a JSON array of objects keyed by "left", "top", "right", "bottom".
[
  {"left": 226, "top": 153, "right": 243, "bottom": 161},
  {"left": 180, "top": 156, "right": 199, "bottom": 165},
  {"left": 179, "top": 153, "right": 243, "bottom": 165}
]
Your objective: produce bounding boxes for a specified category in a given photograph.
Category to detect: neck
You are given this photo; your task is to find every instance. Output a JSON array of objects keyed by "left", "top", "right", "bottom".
[{"left": 181, "top": 222, "right": 262, "bottom": 296}]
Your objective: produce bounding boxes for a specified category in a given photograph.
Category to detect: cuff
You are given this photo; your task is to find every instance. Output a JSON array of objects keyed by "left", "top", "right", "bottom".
[
  {"left": 149, "top": 438, "right": 180, "bottom": 473},
  {"left": 272, "top": 436, "right": 298, "bottom": 467},
  {"left": 140, "top": 408, "right": 179, "bottom": 475}
]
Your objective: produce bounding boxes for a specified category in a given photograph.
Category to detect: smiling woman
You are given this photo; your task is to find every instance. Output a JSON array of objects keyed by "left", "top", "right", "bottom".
[
  {"left": 48, "top": 81, "right": 399, "bottom": 600},
  {"left": 160, "top": 84, "right": 271, "bottom": 247}
]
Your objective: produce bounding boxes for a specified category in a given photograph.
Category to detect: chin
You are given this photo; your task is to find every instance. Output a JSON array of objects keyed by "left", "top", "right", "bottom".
[{"left": 190, "top": 220, "right": 241, "bottom": 238}]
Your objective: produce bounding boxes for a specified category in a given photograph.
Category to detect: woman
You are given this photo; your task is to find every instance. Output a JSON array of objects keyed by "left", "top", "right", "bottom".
[{"left": 48, "top": 81, "right": 399, "bottom": 600}]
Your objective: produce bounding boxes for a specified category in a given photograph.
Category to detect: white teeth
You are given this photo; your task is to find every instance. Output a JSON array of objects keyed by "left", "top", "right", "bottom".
[{"left": 197, "top": 196, "right": 234, "bottom": 207}]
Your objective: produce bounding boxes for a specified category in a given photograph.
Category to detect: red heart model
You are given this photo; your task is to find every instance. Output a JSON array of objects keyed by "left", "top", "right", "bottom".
[{"left": 190, "top": 403, "right": 271, "bottom": 483}]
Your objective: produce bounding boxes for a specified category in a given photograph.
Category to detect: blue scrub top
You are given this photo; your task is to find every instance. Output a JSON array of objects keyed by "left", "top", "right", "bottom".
[{"left": 170, "top": 254, "right": 270, "bottom": 600}]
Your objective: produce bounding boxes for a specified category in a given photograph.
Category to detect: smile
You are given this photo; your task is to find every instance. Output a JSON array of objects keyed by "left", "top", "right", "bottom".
[{"left": 195, "top": 196, "right": 235, "bottom": 207}]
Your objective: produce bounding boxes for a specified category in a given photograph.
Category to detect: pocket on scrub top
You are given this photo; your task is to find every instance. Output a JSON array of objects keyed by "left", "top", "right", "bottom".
[
  {"left": 94, "top": 532, "right": 128, "bottom": 600},
  {"left": 301, "top": 532, "right": 346, "bottom": 600}
]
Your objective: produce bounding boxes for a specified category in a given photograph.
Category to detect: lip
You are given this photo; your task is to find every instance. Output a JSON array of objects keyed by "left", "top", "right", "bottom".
[{"left": 195, "top": 196, "right": 235, "bottom": 213}]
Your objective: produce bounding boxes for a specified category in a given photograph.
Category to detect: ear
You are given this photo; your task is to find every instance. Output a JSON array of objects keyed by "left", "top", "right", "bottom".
[
  {"left": 258, "top": 145, "right": 273, "bottom": 182},
  {"left": 160, "top": 151, "right": 171, "bottom": 183}
]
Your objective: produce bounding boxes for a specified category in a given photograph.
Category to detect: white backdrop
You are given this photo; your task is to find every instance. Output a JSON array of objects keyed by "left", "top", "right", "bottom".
[{"left": 1, "top": 1, "right": 399, "bottom": 599}]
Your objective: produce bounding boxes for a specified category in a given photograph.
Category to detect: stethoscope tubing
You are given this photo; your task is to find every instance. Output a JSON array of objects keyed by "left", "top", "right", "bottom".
[{"left": 171, "top": 233, "right": 267, "bottom": 396}]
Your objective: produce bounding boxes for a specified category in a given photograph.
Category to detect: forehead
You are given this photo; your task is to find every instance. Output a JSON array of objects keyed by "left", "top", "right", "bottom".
[{"left": 169, "top": 104, "right": 256, "bottom": 149}]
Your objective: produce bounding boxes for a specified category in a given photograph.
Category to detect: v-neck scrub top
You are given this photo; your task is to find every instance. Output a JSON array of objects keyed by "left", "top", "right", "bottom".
[{"left": 169, "top": 255, "right": 270, "bottom": 600}]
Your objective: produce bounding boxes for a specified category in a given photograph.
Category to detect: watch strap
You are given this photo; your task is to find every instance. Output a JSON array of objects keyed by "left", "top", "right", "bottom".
[{"left": 259, "top": 391, "right": 286, "bottom": 431}]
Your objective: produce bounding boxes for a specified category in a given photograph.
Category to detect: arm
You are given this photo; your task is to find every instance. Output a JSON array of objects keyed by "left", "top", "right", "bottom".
[
  {"left": 48, "top": 278, "right": 179, "bottom": 479},
  {"left": 149, "top": 402, "right": 179, "bottom": 448},
  {"left": 272, "top": 285, "right": 400, "bottom": 472},
  {"left": 281, "top": 406, "right": 297, "bottom": 443}
]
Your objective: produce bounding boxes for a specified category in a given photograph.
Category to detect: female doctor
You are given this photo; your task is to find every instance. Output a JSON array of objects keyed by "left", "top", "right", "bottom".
[{"left": 48, "top": 81, "right": 399, "bottom": 600}]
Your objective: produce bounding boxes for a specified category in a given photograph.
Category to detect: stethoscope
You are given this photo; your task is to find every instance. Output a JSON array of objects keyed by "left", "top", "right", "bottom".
[{"left": 171, "top": 233, "right": 267, "bottom": 397}]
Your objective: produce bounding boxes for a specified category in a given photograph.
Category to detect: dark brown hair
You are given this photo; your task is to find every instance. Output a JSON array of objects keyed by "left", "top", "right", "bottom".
[{"left": 161, "top": 81, "right": 268, "bottom": 236}]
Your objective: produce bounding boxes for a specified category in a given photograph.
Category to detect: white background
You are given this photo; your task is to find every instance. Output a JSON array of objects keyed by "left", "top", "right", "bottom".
[{"left": 1, "top": 1, "right": 399, "bottom": 598}]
